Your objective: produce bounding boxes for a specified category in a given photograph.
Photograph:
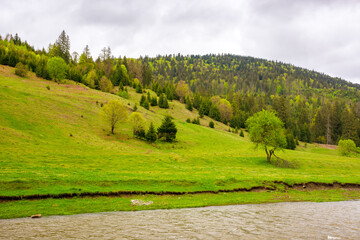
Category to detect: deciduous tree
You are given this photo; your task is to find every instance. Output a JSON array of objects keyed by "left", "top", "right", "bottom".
[
  {"left": 47, "top": 57, "right": 67, "bottom": 82},
  {"left": 101, "top": 100, "right": 128, "bottom": 134},
  {"left": 246, "top": 110, "right": 286, "bottom": 163}
]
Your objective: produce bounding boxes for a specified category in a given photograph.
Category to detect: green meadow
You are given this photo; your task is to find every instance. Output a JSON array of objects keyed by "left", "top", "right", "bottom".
[{"left": 0, "top": 65, "right": 359, "bottom": 219}]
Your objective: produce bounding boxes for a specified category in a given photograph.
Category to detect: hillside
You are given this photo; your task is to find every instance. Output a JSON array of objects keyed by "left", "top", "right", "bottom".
[
  {"left": 1, "top": 64, "right": 360, "bottom": 218},
  {"left": 2, "top": 33, "right": 360, "bottom": 149},
  {"left": 1, "top": 63, "right": 360, "bottom": 195}
]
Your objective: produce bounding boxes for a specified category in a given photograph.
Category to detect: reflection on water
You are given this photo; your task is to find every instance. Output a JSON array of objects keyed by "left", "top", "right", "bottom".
[{"left": 1, "top": 201, "right": 359, "bottom": 239}]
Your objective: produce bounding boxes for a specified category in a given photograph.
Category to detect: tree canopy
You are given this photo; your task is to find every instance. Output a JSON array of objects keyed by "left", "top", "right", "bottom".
[
  {"left": 246, "top": 109, "right": 286, "bottom": 162},
  {"left": 101, "top": 100, "right": 128, "bottom": 134},
  {"left": 47, "top": 57, "right": 67, "bottom": 82}
]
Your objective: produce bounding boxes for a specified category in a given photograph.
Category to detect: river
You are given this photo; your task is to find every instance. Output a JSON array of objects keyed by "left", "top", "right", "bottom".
[{"left": 1, "top": 201, "right": 359, "bottom": 239}]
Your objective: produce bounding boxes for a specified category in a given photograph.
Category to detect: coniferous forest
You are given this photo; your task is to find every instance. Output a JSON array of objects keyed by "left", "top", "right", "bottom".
[{"left": 1, "top": 31, "right": 360, "bottom": 147}]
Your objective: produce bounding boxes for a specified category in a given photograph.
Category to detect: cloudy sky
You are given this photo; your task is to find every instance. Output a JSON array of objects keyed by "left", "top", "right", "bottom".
[{"left": 1, "top": 0, "right": 360, "bottom": 83}]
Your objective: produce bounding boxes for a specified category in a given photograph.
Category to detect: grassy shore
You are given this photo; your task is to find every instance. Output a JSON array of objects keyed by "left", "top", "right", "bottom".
[
  {"left": 1, "top": 189, "right": 360, "bottom": 219},
  {"left": 1, "top": 65, "right": 360, "bottom": 219}
]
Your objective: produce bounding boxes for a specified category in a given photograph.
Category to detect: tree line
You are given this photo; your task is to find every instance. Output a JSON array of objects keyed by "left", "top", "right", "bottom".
[{"left": 1, "top": 31, "right": 360, "bottom": 147}]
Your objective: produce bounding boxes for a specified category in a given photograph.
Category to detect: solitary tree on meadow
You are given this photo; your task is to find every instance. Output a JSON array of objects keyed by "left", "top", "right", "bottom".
[
  {"left": 246, "top": 109, "right": 286, "bottom": 163},
  {"left": 101, "top": 100, "right": 128, "bottom": 134}
]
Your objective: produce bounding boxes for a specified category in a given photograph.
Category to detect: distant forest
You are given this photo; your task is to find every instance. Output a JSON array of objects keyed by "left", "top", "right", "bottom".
[{"left": 1, "top": 31, "right": 360, "bottom": 147}]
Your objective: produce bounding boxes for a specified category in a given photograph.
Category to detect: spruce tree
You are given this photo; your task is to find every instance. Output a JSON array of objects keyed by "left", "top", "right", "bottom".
[
  {"left": 150, "top": 96, "right": 158, "bottom": 106},
  {"left": 157, "top": 115, "right": 177, "bottom": 142},
  {"left": 146, "top": 122, "right": 157, "bottom": 143},
  {"left": 185, "top": 96, "right": 193, "bottom": 111}
]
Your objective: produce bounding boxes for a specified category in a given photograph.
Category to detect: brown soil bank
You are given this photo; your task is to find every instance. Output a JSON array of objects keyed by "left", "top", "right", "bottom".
[{"left": 1, "top": 181, "right": 359, "bottom": 202}]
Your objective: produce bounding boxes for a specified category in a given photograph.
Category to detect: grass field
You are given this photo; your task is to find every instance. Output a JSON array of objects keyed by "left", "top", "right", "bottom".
[{"left": 1, "top": 65, "right": 359, "bottom": 219}]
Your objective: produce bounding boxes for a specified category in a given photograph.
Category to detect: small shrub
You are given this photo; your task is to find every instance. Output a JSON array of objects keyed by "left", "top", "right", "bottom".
[
  {"left": 133, "top": 104, "right": 138, "bottom": 111},
  {"left": 239, "top": 129, "right": 244, "bottom": 137},
  {"left": 209, "top": 121, "right": 214, "bottom": 128},
  {"left": 192, "top": 117, "right": 200, "bottom": 125},
  {"left": 46, "top": 86, "right": 50, "bottom": 90},
  {"left": 338, "top": 139, "right": 357, "bottom": 156},
  {"left": 15, "top": 62, "right": 28, "bottom": 77},
  {"left": 118, "top": 90, "right": 129, "bottom": 99},
  {"left": 186, "top": 118, "right": 191, "bottom": 123}
]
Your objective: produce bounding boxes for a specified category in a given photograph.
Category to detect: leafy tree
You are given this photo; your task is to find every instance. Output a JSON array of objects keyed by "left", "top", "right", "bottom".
[
  {"left": 338, "top": 139, "right": 357, "bottom": 156},
  {"left": 83, "top": 70, "right": 97, "bottom": 88},
  {"left": 47, "top": 57, "right": 67, "bottom": 82},
  {"left": 218, "top": 99, "right": 233, "bottom": 122},
  {"left": 246, "top": 110, "right": 286, "bottom": 163},
  {"left": 146, "top": 122, "right": 157, "bottom": 143},
  {"left": 129, "top": 112, "right": 146, "bottom": 138},
  {"left": 101, "top": 100, "right": 128, "bottom": 134},
  {"left": 14, "top": 62, "right": 27, "bottom": 77},
  {"left": 175, "top": 80, "right": 190, "bottom": 102},
  {"left": 157, "top": 115, "right": 177, "bottom": 142},
  {"left": 99, "top": 76, "right": 113, "bottom": 92}
]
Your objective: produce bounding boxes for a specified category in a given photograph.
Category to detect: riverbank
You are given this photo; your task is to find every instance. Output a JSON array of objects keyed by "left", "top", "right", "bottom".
[{"left": 1, "top": 188, "right": 360, "bottom": 219}]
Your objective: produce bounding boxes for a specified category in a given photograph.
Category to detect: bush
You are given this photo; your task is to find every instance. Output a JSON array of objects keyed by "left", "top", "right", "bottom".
[
  {"left": 129, "top": 112, "right": 146, "bottom": 139},
  {"left": 239, "top": 129, "right": 244, "bottom": 137},
  {"left": 192, "top": 117, "right": 200, "bottom": 125},
  {"left": 338, "top": 139, "right": 357, "bottom": 156},
  {"left": 118, "top": 90, "right": 129, "bottom": 99},
  {"left": 15, "top": 62, "right": 28, "bottom": 77},
  {"left": 186, "top": 118, "right": 191, "bottom": 123},
  {"left": 47, "top": 57, "right": 67, "bottom": 82},
  {"left": 209, "top": 121, "right": 214, "bottom": 128}
]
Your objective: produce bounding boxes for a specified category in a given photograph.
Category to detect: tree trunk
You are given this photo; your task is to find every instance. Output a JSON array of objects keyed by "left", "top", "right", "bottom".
[
  {"left": 265, "top": 147, "right": 271, "bottom": 162},
  {"left": 111, "top": 125, "right": 114, "bottom": 134}
]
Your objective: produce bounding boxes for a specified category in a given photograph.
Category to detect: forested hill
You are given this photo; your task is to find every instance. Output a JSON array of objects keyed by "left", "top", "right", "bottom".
[
  {"left": 144, "top": 54, "right": 360, "bottom": 98},
  {"left": 1, "top": 31, "right": 360, "bottom": 147}
]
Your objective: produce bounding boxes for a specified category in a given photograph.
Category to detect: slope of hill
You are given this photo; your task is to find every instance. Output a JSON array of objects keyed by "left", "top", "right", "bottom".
[{"left": 0, "top": 65, "right": 360, "bottom": 218}]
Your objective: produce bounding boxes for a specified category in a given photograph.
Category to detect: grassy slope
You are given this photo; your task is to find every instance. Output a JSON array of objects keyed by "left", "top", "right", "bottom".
[{"left": 1, "top": 65, "right": 360, "bottom": 218}]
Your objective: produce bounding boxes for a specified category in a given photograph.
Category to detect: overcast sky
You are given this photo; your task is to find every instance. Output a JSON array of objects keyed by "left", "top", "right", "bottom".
[{"left": 1, "top": 0, "right": 360, "bottom": 83}]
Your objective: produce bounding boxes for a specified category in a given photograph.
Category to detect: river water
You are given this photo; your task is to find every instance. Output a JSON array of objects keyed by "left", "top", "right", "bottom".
[{"left": 1, "top": 201, "right": 359, "bottom": 239}]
